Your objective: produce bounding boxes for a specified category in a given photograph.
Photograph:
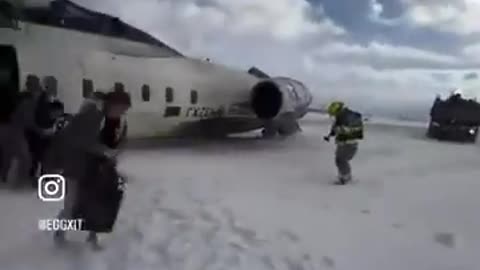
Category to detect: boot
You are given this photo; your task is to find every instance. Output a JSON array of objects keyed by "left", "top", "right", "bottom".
[
  {"left": 343, "top": 173, "right": 352, "bottom": 184},
  {"left": 86, "top": 232, "right": 102, "bottom": 250},
  {"left": 334, "top": 174, "right": 352, "bottom": 185},
  {"left": 53, "top": 230, "right": 66, "bottom": 247},
  {"left": 5, "top": 158, "right": 19, "bottom": 186}
]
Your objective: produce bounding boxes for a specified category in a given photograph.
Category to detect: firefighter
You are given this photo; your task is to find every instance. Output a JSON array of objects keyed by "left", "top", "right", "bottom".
[{"left": 324, "top": 101, "right": 364, "bottom": 185}]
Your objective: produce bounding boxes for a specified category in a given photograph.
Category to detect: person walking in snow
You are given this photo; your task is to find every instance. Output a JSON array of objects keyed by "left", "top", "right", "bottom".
[
  {"left": 324, "top": 101, "right": 364, "bottom": 185},
  {"left": 43, "top": 90, "right": 131, "bottom": 249}
]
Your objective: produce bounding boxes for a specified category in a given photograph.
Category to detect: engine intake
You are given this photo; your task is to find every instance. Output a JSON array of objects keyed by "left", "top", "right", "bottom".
[{"left": 250, "top": 80, "right": 283, "bottom": 119}]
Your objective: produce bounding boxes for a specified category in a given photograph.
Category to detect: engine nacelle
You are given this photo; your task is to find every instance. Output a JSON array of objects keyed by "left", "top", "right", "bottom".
[{"left": 250, "top": 77, "right": 307, "bottom": 120}]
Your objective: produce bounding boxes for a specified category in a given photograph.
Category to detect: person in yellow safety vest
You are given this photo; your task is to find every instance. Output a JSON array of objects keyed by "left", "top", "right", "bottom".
[{"left": 323, "top": 101, "right": 364, "bottom": 185}]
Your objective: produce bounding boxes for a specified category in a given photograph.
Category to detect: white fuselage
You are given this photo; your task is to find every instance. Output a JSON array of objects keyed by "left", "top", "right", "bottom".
[{"left": 1, "top": 21, "right": 265, "bottom": 138}]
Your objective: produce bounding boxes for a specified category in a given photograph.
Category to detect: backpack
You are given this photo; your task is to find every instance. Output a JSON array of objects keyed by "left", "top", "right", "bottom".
[
  {"left": 346, "top": 110, "right": 364, "bottom": 140},
  {"left": 336, "top": 109, "right": 364, "bottom": 141}
]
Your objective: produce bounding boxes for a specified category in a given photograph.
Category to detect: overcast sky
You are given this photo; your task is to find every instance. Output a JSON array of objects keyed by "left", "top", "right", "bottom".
[{"left": 27, "top": 0, "right": 480, "bottom": 116}]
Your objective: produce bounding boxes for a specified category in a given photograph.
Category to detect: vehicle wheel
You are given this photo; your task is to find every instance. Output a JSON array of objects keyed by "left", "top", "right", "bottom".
[
  {"left": 426, "top": 124, "right": 435, "bottom": 138},
  {"left": 426, "top": 130, "right": 432, "bottom": 138}
]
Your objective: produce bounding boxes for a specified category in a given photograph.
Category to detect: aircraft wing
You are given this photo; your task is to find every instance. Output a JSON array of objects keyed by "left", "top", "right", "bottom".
[{"left": 306, "top": 107, "right": 326, "bottom": 114}]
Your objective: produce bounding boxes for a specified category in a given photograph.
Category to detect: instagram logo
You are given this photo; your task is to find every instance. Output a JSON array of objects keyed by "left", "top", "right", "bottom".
[{"left": 38, "top": 174, "right": 66, "bottom": 202}]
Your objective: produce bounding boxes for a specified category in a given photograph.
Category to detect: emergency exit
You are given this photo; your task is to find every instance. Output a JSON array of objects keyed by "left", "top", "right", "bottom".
[{"left": 0, "top": 45, "right": 19, "bottom": 122}]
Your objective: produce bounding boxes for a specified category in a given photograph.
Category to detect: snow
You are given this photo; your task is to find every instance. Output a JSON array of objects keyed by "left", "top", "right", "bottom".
[{"left": 1, "top": 117, "right": 480, "bottom": 270}]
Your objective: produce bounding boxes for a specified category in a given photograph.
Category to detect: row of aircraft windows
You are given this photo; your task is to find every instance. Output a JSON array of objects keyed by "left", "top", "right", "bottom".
[
  {"left": 27, "top": 74, "right": 198, "bottom": 104},
  {"left": 25, "top": 75, "right": 200, "bottom": 104},
  {"left": 83, "top": 79, "right": 199, "bottom": 104}
]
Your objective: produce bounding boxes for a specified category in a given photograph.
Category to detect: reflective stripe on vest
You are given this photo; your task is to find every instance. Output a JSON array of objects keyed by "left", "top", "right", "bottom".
[{"left": 334, "top": 126, "right": 362, "bottom": 135}]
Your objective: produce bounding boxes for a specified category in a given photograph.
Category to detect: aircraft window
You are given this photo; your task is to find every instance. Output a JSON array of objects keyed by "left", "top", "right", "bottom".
[
  {"left": 190, "top": 90, "right": 198, "bottom": 104},
  {"left": 82, "top": 79, "right": 94, "bottom": 98},
  {"left": 43, "top": 76, "right": 58, "bottom": 96},
  {"left": 142, "top": 84, "right": 150, "bottom": 102},
  {"left": 165, "top": 87, "right": 174, "bottom": 103},
  {"left": 114, "top": 82, "right": 125, "bottom": 93}
]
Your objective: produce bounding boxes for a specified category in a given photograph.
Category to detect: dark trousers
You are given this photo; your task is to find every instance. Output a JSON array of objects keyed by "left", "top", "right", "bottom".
[
  {"left": 335, "top": 143, "right": 358, "bottom": 177},
  {"left": 25, "top": 130, "right": 51, "bottom": 182},
  {"left": 0, "top": 124, "right": 31, "bottom": 184},
  {"left": 66, "top": 154, "right": 123, "bottom": 233}
]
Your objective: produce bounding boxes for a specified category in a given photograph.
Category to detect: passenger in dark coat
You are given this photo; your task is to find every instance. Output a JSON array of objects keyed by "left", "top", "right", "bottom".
[
  {"left": 0, "top": 75, "right": 43, "bottom": 186},
  {"left": 28, "top": 100, "right": 66, "bottom": 181},
  {"left": 44, "top": 90, "right": 131, "bottom": 248},
  {"left": 100, "top": 115, "right": 128, "bottom": 149}
]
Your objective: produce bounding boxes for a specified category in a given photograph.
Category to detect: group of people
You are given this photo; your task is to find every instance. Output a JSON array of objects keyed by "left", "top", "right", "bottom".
[
  {"left": 49, "top": 89, "right": 131, "bottom": 248},
  {"left": 0, "top": 75, "right": 131, "bottom": 249},
  {"left": 0, "top": 75, "right": 68, "bottom": 187},
  {"left": 0, "top": 75, "right": 362, "bottom": 249}
]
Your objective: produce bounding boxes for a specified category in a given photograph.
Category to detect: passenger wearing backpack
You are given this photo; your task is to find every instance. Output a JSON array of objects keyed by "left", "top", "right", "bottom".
[{"left": 324, "top": 101, "right": 364, "bottom": 185}]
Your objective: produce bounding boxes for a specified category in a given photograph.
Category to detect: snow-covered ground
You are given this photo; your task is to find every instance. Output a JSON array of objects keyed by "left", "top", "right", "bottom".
[{"left": 1, "top": 118, "right": 480, "bottom": 270}]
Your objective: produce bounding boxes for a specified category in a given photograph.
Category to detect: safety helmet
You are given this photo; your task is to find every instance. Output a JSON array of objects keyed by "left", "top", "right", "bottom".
[{"left": 327, "top": 101, "right": 344, "bottom": 116}]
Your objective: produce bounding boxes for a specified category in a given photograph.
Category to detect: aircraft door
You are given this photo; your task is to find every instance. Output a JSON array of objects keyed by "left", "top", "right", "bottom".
[{"left": 0, "top": 45, "right": 19, "bottom": 123}]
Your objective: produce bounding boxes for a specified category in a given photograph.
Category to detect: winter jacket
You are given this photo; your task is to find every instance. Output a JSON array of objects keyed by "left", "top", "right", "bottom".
[
  {"left": 10, "top": 91, "right": 41, "bottom": 130},
  {"left": 34, "top": 92, "right": 57, "bottom": 129},
  {"left": 328, "top": 108, "right": 364, "bottom": 144},
  {"left": 43, "top": 97, "right": 111, "bottom": 180},
  {"left": 100, "top": 116, "right": 128, "bottom": 149}
]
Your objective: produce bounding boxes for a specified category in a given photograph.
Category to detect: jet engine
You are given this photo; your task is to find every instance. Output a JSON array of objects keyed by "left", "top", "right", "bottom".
[{"left": 250, "top": 78, "right": 306, "bottom": 120}]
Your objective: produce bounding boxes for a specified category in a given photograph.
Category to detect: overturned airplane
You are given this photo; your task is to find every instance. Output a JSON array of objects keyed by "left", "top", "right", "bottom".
[{"left": 0, "top": 0, "right": 313, "bottom": 139}]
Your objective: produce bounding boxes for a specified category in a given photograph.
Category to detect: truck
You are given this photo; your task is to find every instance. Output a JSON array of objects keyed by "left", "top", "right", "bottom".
[{"left": 427, "top": 92, "right": 480, "bottom": 143}]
